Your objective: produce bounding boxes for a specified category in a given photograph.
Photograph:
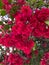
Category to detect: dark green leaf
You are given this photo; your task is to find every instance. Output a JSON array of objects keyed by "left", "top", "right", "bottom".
[
  {"left": 1, "top": 10, "right": 6, "bottom": 16},
  {"left": 0, "top": 21, "right": 3, "bottom": 25},
  {"left": 8, "top": 0, "right": 12, "bottom": 3},
  {"left": 3, "top": 25, "right": 10, "bottom": 30},
  {"left": 0, "top": 0, "right": 3, "bottom": 9}
]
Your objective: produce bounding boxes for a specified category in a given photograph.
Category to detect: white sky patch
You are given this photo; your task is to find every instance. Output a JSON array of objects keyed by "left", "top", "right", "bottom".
[{"left": 3, "top": 15, "right": 9, "bottom": 21}]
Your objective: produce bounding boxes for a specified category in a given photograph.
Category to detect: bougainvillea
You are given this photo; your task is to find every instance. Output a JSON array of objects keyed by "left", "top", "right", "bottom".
[
  {"left": 0, "top": 0, "right": 49, "bottom": 65},
  {"left": 40, "top": 52, "right": 49, "bottom": 65}
]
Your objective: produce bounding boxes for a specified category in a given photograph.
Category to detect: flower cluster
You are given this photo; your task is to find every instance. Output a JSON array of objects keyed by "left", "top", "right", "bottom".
[
  {"left": 2, "top": 53, "right": 24, "bottom": 65},
  {"left": 40, "top": 52, "right": 49, "bottom": 65},
  {"left": 0, "top": 0, "right": 49, "bottom": 65}
]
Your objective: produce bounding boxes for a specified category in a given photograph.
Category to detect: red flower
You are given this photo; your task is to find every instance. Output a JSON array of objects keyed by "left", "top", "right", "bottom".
[
  {"left": 30, "top": 15, "right": 39, "bottom": 29},
  {"left": 8, "top": 53, "right": 24, "bottom": 65},
  {"left": 3, "top": 4, "right": 12, "bottom": 13},
  {"left": 21, "top": 5, "right": 32, "bottom": 18},
  {"left": 43, "top": 27, "right": 49, "bottom": 38},
  {"left": 15, "top": 13, "right": 27, "bottom": 23},
  {"left": 2, "top": 0, "right": 12, "bottom": 13},
  {"left": 2, "top": 53, "right": 24, "bottom": 65},
  {"left": 42, "top": 43, "right": 47, "bottom": 48},
  {"left": 2, "top": 0, "right": 8, "bottom": 4},
  {"left": 12, "top": 21, "right": 25, "bottom": 35},
  {"left": 21, "top": 24, "right": 32, "bottom": 39},
  {"left": 12, "top": 19, "right": 32, "bottom": 39},
  {"left": 35, "top": 8, "right": 49, "bottom": 22},
  {"left": 34, "top": 50, "right": 38, "bottom": 56},
  {"left": 32, "top": 22, "right": 46, "bottom": 38},
  {"left": 40, "top": 52, "right": 49, "bottom": 65},
  {"left": 1, "top": 34, "right": 15, "bottom": 47},
  {"left": 17, "top": 0, "right": 25, "bottom": 5},
  {"left": 15, "top": 39, "right": 34, "bottom": 55}
]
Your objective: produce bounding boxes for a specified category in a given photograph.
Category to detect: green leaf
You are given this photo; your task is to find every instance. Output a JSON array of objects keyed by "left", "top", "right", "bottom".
[
  {"left": 0, "top": 21, "right": 3, "bottom": 25},
  {"left": 3, "top": 25, "right": 10, "bottom": 30},
  {"left": 27, "top": 0, "right": 36, "bottom": 5},
  {"left": 10, "top": 5, "right": 19, "bottom": 14},
  {"left": 34, "top": 0, "right": 44, "bottom": 8},
  {"left": 1, "top": 10, "right": 6, "bottom": 16},
  {"left": 8, "top": 0, "right": 12, "bottom": 3},
  {"left": 0, "top": 64, "right": 3, "bottom": 65},
  {"left": 29, "top": 53, "right": 39, "bottom": 65},
  {"left": 38, "top": 50, "right": 44, "bottom": 61},
  {"left": 33, "top": 43, "right": 37, "bottom": 51},
  {"left": 0, "top": 9, "right": 6, "bottom": 16},
  {"left": 45, "top": 20, "right": 49, "bottom": 25},
  {"left": 0, "top": 0, "right": 3, "bottom": 9},
  {"left": 10, "top": 5, "right": 19, "bottom": 20}
]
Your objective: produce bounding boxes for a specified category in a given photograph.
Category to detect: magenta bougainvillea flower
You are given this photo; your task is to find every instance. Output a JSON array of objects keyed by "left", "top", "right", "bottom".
[
  {"left": 2, "top": 53, "right": 24, "bottom": 65},
  {"left": 0, "top": 0, "right": 49, "bottom": 65},
  {"left": 40, "top": 52, "right": 49, "bottom": 65}
]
